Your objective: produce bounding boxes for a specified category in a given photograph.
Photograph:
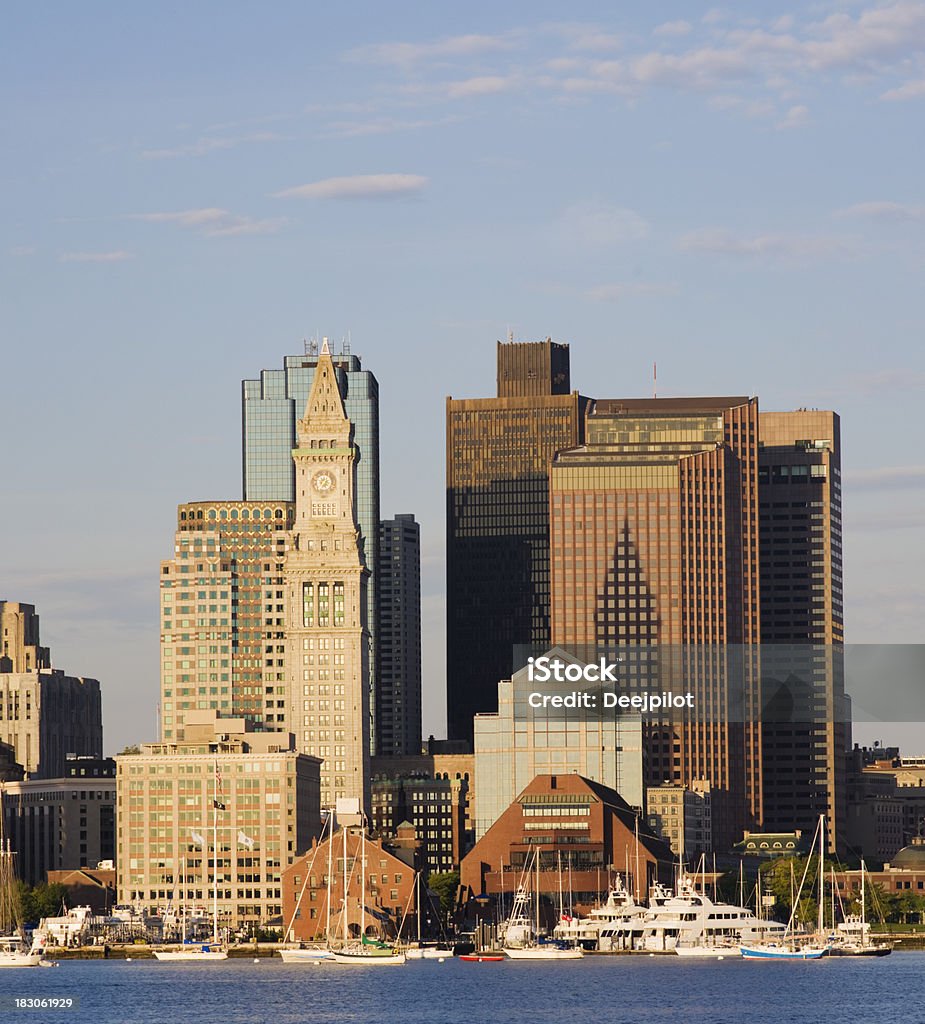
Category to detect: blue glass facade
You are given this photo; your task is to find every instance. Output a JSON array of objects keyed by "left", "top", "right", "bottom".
[{"left": 242, "top": 348, "right": 380, "bottom": 750}]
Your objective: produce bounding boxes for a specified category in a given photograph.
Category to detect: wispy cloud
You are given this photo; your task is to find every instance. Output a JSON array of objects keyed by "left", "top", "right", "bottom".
[
  {"left": 836, "top": 200, "right": 925, "bottom": 221},
  {"left": 654, "top": 20, "right": 694, "bottom": 38},
  {"left": 59, "top": 250, "right": 132, "bottom": 263},
  {"left": 271, "top": 174, "right": 428, "bottom": 200},
  {"left": 127, "top": 208, "right": 286, "bottom": 236},
  {"left": 776, "top": 104, "right": 810, "bottom": 129},
  {"left": 321, "top": 116, "right": 461, "bottom": 139},
  {"left": 557, "top": 200, "right": 649, "bottom": 245},
  {"left": 881, "top": 78, "right": 925, "bottom": 100},
  {"left": 141, "top": 131, "right": 289, "bottom": 160},
  {"left": 847, "top": 465, "right": 925, "bottom": 490},
  {"left": 678, "top": 228, "right": 855, "bottom": 261},
  {"left": 582, "top": 281, "right": 677, "bottom": 302},
  {"left": 347, "top": 33, "right": 517, "bottom": 67}
]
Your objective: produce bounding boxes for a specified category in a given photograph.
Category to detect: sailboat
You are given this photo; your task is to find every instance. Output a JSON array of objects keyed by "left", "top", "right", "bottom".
[
  {"left": 0, "top": 835, "right": 50, "bottom": 968},
  {"left": 828, "top": 859, "right": 892, "bottom": 957},
  {"left": 279, "top": 810, "right": 335, "bottom": 963},
  {"left": 405, "top": 873, "right": 453, "bottom": 959},
  {"left": 329, "top": 823, "right": 405, "bottom": 965},
  {"left": 740, "top": 815, "right": 830, "bottom": 960},
  {"left": 501, "top": 851, "right": 583, "bottom": 960},
  {"left": 155, "top": 762, "right": 228, "bottom": 961}
]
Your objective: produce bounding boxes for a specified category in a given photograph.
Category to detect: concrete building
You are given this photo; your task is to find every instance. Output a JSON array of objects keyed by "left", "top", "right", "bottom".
[
  {"left": 281, "top": 341, "right": 371, "bottom": 810},
  {"left": 646, "top": 781, "right": 712, "bottom": 859},
  {"left": 473, "top": 650, "right": 643, "bottom": 839},
  {"left": 1, "top": 757, "right": 116, "bottom": 886},
  {"left": 0, "top": 602, "right": 102, "bottom": 778},
  {"left": 758, "top": 410, "right": 848, "bottom": 852},
  {"left": 282, "top": 825, "right": 416, "bottom": 942},
  {"left": 159, "top": 500, "right": 293, "bottom": 740},
  {"left": 377, "top": 515, "right": 422, "bottom": 756},
  {"left": 461, "top": 774, "right": 674, "bottom": 914},
  {"left": 242, "top": 343, "right": 380, "bottom": 750},
  {"left": 446, "top": 339, "right": 588, "bottom": 742},
  {"left": 116, "top": 711, "right": 320, "bottom": 932},
  {"left": 370, "top": 772, "right": 466, "bottom": 873}
]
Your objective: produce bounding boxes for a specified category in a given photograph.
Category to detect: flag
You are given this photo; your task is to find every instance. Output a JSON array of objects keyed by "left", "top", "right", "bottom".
[
  {"left": 237, "top": 830, "right": 255, "bottom": 850},
  {"left": 190, "top": 830, "right": 205, "bottom": 845},
  {"left": 213, "top": 799, "right": 226, "bottom": 811}
]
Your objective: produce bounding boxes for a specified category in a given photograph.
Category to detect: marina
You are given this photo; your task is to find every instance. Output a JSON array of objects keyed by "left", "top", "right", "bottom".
[{"left": 0, "top": 952, "right": 920, "bottom": 1024}]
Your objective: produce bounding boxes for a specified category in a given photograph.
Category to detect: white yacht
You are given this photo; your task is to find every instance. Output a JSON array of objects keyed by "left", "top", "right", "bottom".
[
  {"left": 554, "top": 875, "right": 648, "bottom": 951},
  {"left": 641, "top": 875, "right": 785, "bottom": 953}
]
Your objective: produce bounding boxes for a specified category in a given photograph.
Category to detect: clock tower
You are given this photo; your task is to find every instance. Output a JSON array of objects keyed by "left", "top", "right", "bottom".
[{"left": 282, "top": 338, "right": 370, "bottom": 811}]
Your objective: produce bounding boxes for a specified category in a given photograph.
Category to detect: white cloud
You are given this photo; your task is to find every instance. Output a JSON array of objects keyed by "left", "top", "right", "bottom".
[
  {"left": 141, "top": 132, "right": 288, "bottom": 160},
  {"left": 558, "top": 200, "right": 649, "bottom": 245},
  {"left": 347, "top": 33, "right": 516, "bottom": 66},
  {"left": 654, "top": 20, "right": 694, "bottom": 38},
  {"left": 776, "top": 103, "right": 810, "bottom": 129},
  {"left": 847, "top": 466, "right": 925, "bottom": 490},
  {"left": 881, "top": 78, "right": 925, "bottom": 100},
  {"left": 631, "top": 47, "right": 753, "bottom": 89},
  {"left": 59, "top": 250, "right": 132, "bottom": 263},
  {"left": 321, "top": 116, "right": 460, "bottom": 139},
  {"left": 272, "top": 174, "right": 428, "bottom": 200},
  {"left": 128, "top": 208, "right": 286, "bottom": 236},
  {"left": 678, "top": 228, "right": 854, "bottom": 260},
  {"left": 836, "top": 200, "right": 925, "bottom": 221},
  {"left": 801, "top": 2, "right": 925, "bottom": 71},
  {"left": 583, "top": 281, "right": 677, "bottom": 302},
  {"left": 444, "top": 75, "right": 514, "bottom": 98}
]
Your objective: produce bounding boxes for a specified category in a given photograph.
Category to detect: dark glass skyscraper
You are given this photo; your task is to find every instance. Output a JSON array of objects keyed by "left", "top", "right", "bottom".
[
  {"left": 445, "top": 340, "right": 587, "bottom": 742},
  {"left": 241, "top": 342, "right": 380, "bottom": 750}
]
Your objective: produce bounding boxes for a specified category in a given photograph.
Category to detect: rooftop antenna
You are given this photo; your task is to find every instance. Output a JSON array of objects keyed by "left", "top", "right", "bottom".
[
  {"left": 342, "top": 332, "right": 351, "bottom": 356},
  {"left": 653, "top": 361, "right": 657, "bottom": 399},
  {"left": 507, "top": 327, "right": 514, "bottom": 343},
  {"left": 305, "top": 336, "right": 318, "bottom": 357}
]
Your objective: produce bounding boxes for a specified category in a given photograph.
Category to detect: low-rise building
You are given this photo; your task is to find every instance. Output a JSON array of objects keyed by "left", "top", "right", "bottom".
[
  {"left": 461, "top": 773, "right": 673, "bottom": 920},
  {"left": 370, "top": 773, "right": 464, "bottom": 874},
  {"left": 116, "top": 711, "right": 320, "bottom": 932},
  {"left": 282, "top": 825, "right": 416, "bottom": 942}
]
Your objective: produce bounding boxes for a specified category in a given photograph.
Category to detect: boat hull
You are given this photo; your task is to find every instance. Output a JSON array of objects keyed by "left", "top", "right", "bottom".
[
  {"left": 406, "top": 947, "right": 453, "bottom": 960},
  {"left": 740, "top": 944, "right": 828, "bottom": 960},
  {"left": 153, "top": 946, "right": 228, "bottom": 961},
  {"left": 459, "top": 954, "right": 505, "bottom": 962},
  {"left": 0, "top": 953, "right": 45, "bottom": 968},
  {"left": 277, "top": 948, "right": 333, "bottom": 962},
  {"left": 503, "top": 946, "right": 584, "bottom": 960},
  {"left": 330, "top": 949, "right": 406, "bottom": 965}
]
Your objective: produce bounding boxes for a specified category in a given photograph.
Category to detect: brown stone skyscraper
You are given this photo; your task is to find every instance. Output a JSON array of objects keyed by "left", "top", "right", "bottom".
[
  {"left": 549, "top": 396, "right": 762, "bottom": 848},
  {"left": 446, "top": 339, "right": 588, "bottom": 742}
]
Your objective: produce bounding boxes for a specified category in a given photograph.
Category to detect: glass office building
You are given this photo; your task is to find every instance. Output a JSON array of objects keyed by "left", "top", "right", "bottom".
[{"left": 242, "top": 344, "right": 380, "bottom": 750}]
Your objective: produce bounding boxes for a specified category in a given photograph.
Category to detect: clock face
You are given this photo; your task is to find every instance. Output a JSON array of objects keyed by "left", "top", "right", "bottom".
[{"left": 312, "top": 470, "right": 336, "bottom": 494}]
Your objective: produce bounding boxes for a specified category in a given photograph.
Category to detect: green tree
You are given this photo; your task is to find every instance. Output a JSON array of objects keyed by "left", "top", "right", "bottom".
[
  {"left": 15, "top": 882, "right": 68, "bottom": 924},
  {"left": 117, "top": 745, "right": 141, "bottom": 755},
  {"left": 426, "top": 871, "right": 459, "bottom": 920}
]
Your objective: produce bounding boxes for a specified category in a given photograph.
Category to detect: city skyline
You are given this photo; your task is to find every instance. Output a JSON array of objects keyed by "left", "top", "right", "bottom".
[{"left": 4, "top": 3, "right": 925, "bottom": 753}]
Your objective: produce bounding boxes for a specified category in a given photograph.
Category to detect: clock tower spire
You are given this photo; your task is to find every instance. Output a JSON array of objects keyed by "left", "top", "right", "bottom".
[{"left": 283, "top": 339, "right": 371, "bottom": 811}]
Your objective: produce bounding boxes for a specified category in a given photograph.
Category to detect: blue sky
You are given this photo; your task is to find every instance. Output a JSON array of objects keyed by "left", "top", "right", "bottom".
[{"left": 3, "top": 2, "right": 924, "bottom": 753}]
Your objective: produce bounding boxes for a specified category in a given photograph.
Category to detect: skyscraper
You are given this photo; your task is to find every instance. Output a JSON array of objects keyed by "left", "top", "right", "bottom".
[
  {"left": 242, "top": 343, "right": 379, "bottom": 750},
  {"left": 0, "top": 602, "right": 102, "bottom": 778},
  {"left": 377, "top": 514, "right": 422, "bottom": 756},
  {"left": 548, "top": 396, "right": 762, "bottom": 848},
  {"left": 446, "top": 339, "right": 587, "bottom": 742},
  {"left": 758, "top": 410, "right": 847, "bottom": 850},
  {"left": 281, "top": 341, "right": 371, "bottom": 810},
  {"left": 159, "top": 500, "right": 293, "bottom": 740}
]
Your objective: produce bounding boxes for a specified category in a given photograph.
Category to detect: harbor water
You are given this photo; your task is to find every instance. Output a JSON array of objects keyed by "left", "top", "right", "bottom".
[{"left": 0, "top": 951, "right": 921, "bottom": 1024}]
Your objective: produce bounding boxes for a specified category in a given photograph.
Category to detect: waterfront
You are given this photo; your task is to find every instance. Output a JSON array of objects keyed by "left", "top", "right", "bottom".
[{"left": 0, "top": 951, "right": 921, "bottom": 1024}]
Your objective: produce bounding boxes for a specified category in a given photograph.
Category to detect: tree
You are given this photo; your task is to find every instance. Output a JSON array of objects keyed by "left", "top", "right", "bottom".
[
  {"left": 16, "top": 881, "right": 68, "bottom": 925},
  {"left": 117, "top": 745, "right": 140, "bottom": 755},
  {"left": 426, "top": 871, "right": 459, "bottom": 921}
]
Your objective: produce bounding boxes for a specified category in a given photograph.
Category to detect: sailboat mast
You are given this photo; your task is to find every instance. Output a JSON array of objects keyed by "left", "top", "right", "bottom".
[
  {"left": 819, "top": 811, "right": 827, "bottom": 937},
  {"left": 343, "top": 824, "right": 348, "bottom": 945},
  {"left": 326, "top": 810, "right": 334, "bottom": 941},
  {"left": 861, "top": 858, "right": 867, "bottom": 947},
  {"left": 212, "top": 759, "right": 219, "bottom": 944},
  {"left": 361, "top": 820, "right": 366, "bottom": 941}
]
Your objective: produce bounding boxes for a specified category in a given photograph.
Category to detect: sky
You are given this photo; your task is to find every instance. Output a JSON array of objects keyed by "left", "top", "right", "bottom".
[{"left": 3, "top": 1, "right": 924, "bottom": 755}]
